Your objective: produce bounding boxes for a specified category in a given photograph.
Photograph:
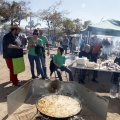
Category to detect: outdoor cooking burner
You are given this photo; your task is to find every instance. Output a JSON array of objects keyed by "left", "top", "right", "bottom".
[
  {"left": 7, "top": 79, "right": 109, "bottom": 120},
  {"left": 35, "top": 113, "right": 81, "bottom": 120},
  {"left": 35, "top": 80, "right": 82, "bottom": 120}
]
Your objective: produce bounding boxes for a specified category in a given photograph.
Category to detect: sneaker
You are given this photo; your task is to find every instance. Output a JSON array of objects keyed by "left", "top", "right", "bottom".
[
  {"left": 45, "top": 76, "right": 49, "bottom": 79},
  {"left": 13, "top": 84, "right": 21, "bottom": 87},
  {"left": 92, "top": 78, "right": 99, "bottom": 83},
  {"left": 32, "top": 76, "right": 39, "bottom": 79},
  {"left": 41, "top": 76, "right": 46, "bottom": 79},
  {"left": 79, "top": 80, "right": 85, "bottom": 84}
]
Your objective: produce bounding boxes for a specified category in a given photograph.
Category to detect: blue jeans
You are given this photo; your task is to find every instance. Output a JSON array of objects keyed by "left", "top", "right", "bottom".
[
  {"left": 69, "top": 44, "right": 72, "bottom": 53},
  {"left": 28, "top": 54, "right": 44, "bottom": 77},
  {"left": 63, "top": 45, "right": 68, "bottom": 54},
  {"left": 72, "top": 44, "right": 76, "bottom": 52}
]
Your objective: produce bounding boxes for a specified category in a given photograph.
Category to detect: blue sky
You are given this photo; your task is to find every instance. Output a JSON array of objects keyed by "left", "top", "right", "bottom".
[{"left": 8, "top": 0, "right": 120, "bottom": 28}]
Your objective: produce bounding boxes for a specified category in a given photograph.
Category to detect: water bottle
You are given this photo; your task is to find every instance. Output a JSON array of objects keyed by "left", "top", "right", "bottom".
[
  {"left": 118, "top": 81, "right": 120, "bottom": 99},
  {"left": 110, "top": 85, "right": 117, "bottom": 98}
]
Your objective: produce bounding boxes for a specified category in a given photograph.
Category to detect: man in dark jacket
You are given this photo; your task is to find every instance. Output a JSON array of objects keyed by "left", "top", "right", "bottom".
[
  {"left": 62, "top": 36, "right": 69, "bottom": 54},
  {"left": 2, "top": 25, "right": 23, "bottom": 86},
  {"left": 78, "top": 44, "right": 98, "bottom": 84}
]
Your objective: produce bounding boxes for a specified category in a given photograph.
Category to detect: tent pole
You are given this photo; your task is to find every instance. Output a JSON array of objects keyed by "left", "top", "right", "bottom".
[
  {"left": 89, "top": 31, "right": 92, "bottom": 44},
  {"left": 87, "top": 31, "right": 89, "bottom": 44}
]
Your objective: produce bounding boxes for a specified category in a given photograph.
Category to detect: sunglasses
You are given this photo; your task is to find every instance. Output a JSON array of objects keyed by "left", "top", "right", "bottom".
[{"left": 33, "top": 32, "right": 39, "bottom": 35}]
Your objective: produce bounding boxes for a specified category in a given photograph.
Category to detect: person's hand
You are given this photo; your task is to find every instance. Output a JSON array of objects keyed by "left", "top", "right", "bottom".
[
  {"left": 60, "top": 66, "right": 65, "bottom": 71},
  {"left": 63, "top": 64, "right": 66, "bottom": 66},
  {"left": 47, "top": 51, "right": 50, "bottom": 56},
  {"left": 17, "top": 46, "right": 23, "bottom": 49},
  {"left": 32, "top": 43, "right": 36, "bottom": 47},
  {"left": 29, "top": 43, "right": 33, "bottom": 47}
]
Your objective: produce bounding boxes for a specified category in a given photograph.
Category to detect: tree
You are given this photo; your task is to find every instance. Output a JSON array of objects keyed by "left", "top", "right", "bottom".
[
  {"left": 35, "top": 0, "right": 62, "bottom": 23},
  {"left": 34, "top": 0, "right": 68, "bottom": 39},
  {"left": 82, "top": 20, "right": 91, "bottom": 29},
  {"left": 73, "top": 18, "right": 82, "bottom": 33},
  {"left": 48, "top": 11, "right": 63, "bottom": 36},
  {"left": 1, "top": 24, "right": 10, "bottom": 32},
  {"left": 0, "top": 0, "right": 30, "bottom": 26},
  {"left": 62, "top": 18, "right": 75, "bottom": 35}
]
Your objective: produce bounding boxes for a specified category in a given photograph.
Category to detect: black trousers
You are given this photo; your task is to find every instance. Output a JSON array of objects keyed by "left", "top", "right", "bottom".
[
  {"left": 92, "top": 53, "right": 98, "bottom": 63},
  {"left": 78, "top": 69, "right": 98, "bottom": 81},
  {"left": 55, "top": 66, "right": 73, "bottom": 81},
  {"left": 112, "top": 72, "right": 119, "bottom": 85}
]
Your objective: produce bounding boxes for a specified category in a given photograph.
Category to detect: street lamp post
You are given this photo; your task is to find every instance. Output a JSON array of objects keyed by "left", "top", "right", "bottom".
[
  {"left": 30, "top": 14, "right": 32, "bottom": 30},
  {"left": 47, "top": 19, "right": 50, "bottom": 41},
  {"left": 46, "top": 19, "right": 53, "bottom": 40}
]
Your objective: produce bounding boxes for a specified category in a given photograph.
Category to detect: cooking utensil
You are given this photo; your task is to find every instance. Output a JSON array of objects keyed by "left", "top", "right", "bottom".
[{"left": 36, "top": 95, "right": 82, "bottom": 119}]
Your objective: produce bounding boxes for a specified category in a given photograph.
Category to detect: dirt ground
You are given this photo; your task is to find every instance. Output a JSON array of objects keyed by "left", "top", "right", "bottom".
[{"left": 0, "top": 48, "right": 120, "bottom": 120}]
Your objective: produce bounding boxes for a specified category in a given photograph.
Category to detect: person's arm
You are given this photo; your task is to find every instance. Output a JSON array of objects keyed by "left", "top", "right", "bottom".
[
  {"left": 27, "top": 37, "right": 34, "bottom": 49},
  {"left": 63, "top": 56, "right": 65, "bottom": 64},
  {"left": 90, "top": 52, "right": 96, "bottom": 62},
  {"left": 8, "top": 44, "right": 22, "bottom": 49},
  {"left": 27, "top": 42, "right": 33, "bottom": 49},
  {"left": 79, "top": 52, "right": 83, "bottom": 58},
  {"left": 43, "top": 36, "right": 50, "bottom": 55},
  {"left": 62, "top": 56, "right": 66, "bottom": 66},
  {"left": 39, "top": 39, "right": 43, "bottom": 47},
  {"left": 53, "top": 61, "right": 60, "bottom": 68},
  {"left": 3, "top": 35, "right": 22, "bottom": 49}
]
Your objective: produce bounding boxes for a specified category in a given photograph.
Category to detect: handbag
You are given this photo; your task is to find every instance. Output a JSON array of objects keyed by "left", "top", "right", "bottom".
[
  {"left": 35, "top": 45, "right": 45, "bottom": 58},
  {"left": 12, "top": 57, "right": 25, "bottom": 74}
]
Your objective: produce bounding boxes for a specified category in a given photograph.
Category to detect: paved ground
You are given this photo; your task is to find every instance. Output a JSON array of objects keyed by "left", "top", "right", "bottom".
[{"left": 0, "top": 48, "right": 120, "bottom": 120}]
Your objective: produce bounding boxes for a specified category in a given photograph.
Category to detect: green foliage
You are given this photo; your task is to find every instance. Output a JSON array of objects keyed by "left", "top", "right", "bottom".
[
  {"left": 0, "top": 0, "right": 30, "bottom": 25},
  {"left": 73, "top": 18, "right": 82, "bottom": 33},
  {"left": 49, "top": 11, "right": 63, "bottom": 28},
  {"left": 62, "top": 18, "right": 75, "bottom": 35},
  {"left": 33, "top": 0, "right": 90, "bottom": 36},
  {"left": 1, "top": 24, "right": 10, "bottom": 32},
  {"left": 82, "top": 20, "right": 91, "bottom": 29}
]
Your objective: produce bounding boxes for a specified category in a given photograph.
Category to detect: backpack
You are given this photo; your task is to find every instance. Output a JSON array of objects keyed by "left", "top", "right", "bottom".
[
  {"left": 50, "top": 56, "right": 56, "bottom": 76},
  {"left": 35, "top": 45, "right": 45, "bottom": 58}
]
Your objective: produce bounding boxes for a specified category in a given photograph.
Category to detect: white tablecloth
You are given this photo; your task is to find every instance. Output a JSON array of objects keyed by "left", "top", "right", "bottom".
[{"left": 72, "top": 62, "right": 120, "bottom": 73}]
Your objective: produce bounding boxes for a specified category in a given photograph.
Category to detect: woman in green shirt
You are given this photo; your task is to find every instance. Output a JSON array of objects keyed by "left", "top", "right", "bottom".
[
  {"left": 53, "top": 47, "right": 73, "bottom": 81},
  {"left": 27, "top": 29, "right": 44, "bottom": 79}
]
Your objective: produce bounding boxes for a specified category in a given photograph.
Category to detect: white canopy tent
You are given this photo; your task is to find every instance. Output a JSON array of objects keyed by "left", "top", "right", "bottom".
[{"left": 81, "top": 19, "right": 120, "bottom": 36}]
